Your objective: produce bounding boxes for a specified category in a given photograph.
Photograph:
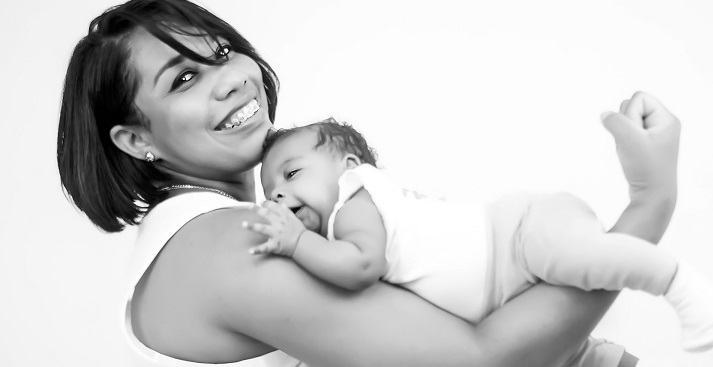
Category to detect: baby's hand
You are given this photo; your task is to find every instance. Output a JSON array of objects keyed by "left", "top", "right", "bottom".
[
  {"left": 600, "top": 91, "right": 680, "bottom": 198},
  {"left": 242, "top": 201, "right": 306, "bottom": 257}
]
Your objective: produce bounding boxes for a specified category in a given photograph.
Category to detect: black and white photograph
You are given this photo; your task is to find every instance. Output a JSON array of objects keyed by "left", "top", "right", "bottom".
[{"left": 1, "top": 0, "right": 713, "bottom": 366}]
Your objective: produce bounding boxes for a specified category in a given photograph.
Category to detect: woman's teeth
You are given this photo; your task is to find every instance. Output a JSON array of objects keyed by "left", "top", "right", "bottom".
[{"left": 219, "top": 99, "right": 260, "bottom": 130}]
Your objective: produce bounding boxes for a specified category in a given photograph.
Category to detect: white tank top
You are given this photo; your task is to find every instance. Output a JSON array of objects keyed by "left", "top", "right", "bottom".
[
  {"left": 122, "top": 192, "right": 304, "bottom": 367},
  {"left": 326, "top": 165, "right": 491, "bottom": 322}
]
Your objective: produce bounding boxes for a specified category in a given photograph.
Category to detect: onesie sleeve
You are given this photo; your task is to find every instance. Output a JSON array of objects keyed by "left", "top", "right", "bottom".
[{"left": 326, "top": 166, "right": 370, "bottom": 240}]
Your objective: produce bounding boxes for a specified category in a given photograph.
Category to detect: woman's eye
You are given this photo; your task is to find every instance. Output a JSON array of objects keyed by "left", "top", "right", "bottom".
[
  {"left": 170, "top": 71, "right": 197, "bottom": 91},
  {"left": 215, "top": 44, "right": 231, "bottom": 60},
  {"left": 286, "top": 169, "right": 300, "bottom": 179}
]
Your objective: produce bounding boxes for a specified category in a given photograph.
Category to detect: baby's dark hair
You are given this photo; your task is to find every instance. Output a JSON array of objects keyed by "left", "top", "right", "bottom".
[{"left": 263, "top": 118, "right": 378, "bottom": 166}]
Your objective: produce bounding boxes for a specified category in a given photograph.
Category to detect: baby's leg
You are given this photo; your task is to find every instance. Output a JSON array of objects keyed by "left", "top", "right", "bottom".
[
  {"left": 518, "top": 192, "right": 713, "bottom": 352},
  {"left": 517, "top": 192, "right": 676, "bottom": 295}
]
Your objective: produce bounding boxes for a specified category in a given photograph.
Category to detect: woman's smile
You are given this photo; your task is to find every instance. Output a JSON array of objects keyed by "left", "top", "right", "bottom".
[{"left": 215, "top": 99, "right": 261, "bottom": 131}]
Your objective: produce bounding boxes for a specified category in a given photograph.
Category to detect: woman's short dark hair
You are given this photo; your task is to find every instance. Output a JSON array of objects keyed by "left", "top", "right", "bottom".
[
  {"left": 263, "top": 118, "right": 378, "bottom": 167},
  {"left": 57, "top": 0, "right": 279, "bottom": 233}
]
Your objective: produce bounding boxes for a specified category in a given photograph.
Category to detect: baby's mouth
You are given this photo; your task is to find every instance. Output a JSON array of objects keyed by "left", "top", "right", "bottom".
[
  {"left": 291, "top": 206, "right": 317, "bottom": 230},
  {"left": 216, "top": 99, "right": 260, "bottom": 131}
]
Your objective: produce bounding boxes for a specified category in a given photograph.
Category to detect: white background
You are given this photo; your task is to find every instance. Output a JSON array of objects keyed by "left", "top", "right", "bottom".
[{"left": 1, "top": 0, "right": 712, "bottom": 366}]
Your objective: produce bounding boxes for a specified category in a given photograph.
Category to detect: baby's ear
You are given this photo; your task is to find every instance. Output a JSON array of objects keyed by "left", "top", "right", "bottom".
[{"left": 343, "top": 154, "right": 361, "bottom": 169}]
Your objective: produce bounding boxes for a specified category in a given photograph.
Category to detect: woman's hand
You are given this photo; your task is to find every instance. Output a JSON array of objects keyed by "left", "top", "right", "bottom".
[
  {"left": 600, "top": 91, "right": 680, "bottom": 199},
  {"left": 601, "top": 92, "right": 680, "bottom": 243},
  {"left": 242, "top": 201, "right": 306, "bottom": 257}
]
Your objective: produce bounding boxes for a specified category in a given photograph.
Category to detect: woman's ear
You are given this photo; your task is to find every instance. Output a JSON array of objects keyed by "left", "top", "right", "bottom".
[
  {"left": 343, "top": 154, "right": 361, "bottom": 169},
  {"left": 110, "top": 125, "right": 157, "bottom": 161}
]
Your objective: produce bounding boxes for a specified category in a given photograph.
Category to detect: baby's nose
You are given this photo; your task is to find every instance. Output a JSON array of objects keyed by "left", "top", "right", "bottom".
[{"left": 270, "top": 190, "right": 285, "bottom": 203}]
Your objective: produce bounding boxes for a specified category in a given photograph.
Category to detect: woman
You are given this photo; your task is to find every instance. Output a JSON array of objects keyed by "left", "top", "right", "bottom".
[{"left": 57, "top": 0, "right": 680, "bottom": 366}]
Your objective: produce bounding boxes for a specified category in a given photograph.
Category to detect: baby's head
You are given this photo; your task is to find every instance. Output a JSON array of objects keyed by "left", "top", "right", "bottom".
[{"left": 260, "top": 118, "right": 377, "bottom": 235}]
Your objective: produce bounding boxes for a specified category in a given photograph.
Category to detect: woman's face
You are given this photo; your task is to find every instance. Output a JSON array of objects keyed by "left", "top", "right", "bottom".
[{"left": 130, "top": 27, "right": 272, "bottom": 182}]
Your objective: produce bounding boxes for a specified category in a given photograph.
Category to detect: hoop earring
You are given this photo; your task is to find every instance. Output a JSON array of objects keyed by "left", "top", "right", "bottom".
[{"left": 145, "top": 152, "right": 155, "bottom": 162}]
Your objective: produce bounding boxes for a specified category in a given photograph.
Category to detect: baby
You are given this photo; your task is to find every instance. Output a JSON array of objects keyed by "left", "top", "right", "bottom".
[{"left": 243, "top": 98, "right": 713, "bottom": 357}]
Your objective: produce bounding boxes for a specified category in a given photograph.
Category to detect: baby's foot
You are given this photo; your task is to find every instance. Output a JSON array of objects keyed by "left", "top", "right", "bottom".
[{"left": 664, "top": 262, "right": 713, "bottom": 352}]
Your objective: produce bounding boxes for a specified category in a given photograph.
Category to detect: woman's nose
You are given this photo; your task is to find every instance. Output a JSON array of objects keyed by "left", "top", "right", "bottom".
[{"left": 212, "top": 68, "right": 248, "bottom": 100}]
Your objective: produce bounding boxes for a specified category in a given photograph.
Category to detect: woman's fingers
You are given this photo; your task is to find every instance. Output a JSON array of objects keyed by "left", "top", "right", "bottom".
[
  {"left": 621, "top": 92, "right": 645, "bottom": 125},
  {"left": 600, "top": 111, "right": 639, "bottom": 141},
  {"left": 619, "top": 99, "right": 630, "bottom": 114},
  {"left": 624, "top": 91, "right": 678, "bottom": 131},
  {"left": 608, "top": 92, "right": 680, "bottom": 146}
]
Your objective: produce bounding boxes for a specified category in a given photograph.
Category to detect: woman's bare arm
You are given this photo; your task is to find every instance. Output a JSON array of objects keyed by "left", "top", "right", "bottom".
[
  {"left": 605, "top": 92, "right": 680, "bottom": 242},
  {"left": 190, "top": 196, "right": 662, "bottom": 367}
]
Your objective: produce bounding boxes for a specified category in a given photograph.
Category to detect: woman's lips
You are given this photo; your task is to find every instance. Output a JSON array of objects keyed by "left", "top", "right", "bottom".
[{"left": 216, "top": 99, "right": 260, "bottom": 131}]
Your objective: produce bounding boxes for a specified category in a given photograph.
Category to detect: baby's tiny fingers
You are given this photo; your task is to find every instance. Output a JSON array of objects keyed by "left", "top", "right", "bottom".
[
  {"left": 242, "top": 220, "right": 259, "bottom": 232},
  {"left": 265, "top": 201, "right": 301, "bottom": 221},
  {"left": 262, "top": 201, "right": 292, "bottom": 217},
  {"left": 250, "top": 204, "right": 283, "bottom": 223},
  {"left": 256, "top": 206, "right": 274, "bottom": 217},
  {"left": 242, "top": 221, "right": 276, "bottom": 237},
  {"left": 248, "top": 239, "right": 279, "bottom": 255}
]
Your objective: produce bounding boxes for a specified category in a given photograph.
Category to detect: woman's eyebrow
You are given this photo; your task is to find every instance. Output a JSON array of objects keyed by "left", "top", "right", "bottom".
[{"left": 154, "top": 55, "right": 186, "bottom": 86}]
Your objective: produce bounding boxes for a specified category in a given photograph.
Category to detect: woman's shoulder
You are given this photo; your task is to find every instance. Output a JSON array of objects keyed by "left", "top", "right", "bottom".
[
  {"left": 171, "top": 203, "right": 266, "bottom": 258},
  {"left": 132, "top": 200, "right": 279, "bottom": 361},
  {"left": 133, "top": 193, "right": 263, "bottom": 288},
  {"left": 163, "top": 201, "right": 269, "bottom": 284}
]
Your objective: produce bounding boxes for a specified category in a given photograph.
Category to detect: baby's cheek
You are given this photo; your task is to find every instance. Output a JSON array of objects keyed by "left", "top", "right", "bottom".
[{"left": 299, "top": 208, "right": 321, "bottom": 234}]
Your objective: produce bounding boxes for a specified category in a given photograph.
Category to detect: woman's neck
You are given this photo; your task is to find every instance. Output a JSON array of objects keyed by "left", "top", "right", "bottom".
[{"left": 160, "top": 169, "right": 257, "bottom": 203}]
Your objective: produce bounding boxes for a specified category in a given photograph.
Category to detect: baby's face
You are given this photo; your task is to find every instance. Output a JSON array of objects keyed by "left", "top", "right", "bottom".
[{"left": 261, "top": 130, "right": 348, "bottom": 235}]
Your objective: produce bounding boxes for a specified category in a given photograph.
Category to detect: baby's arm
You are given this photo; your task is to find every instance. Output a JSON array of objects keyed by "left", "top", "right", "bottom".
[{"left": 243, "top": 189, "right": 387, "bottom": 291}]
